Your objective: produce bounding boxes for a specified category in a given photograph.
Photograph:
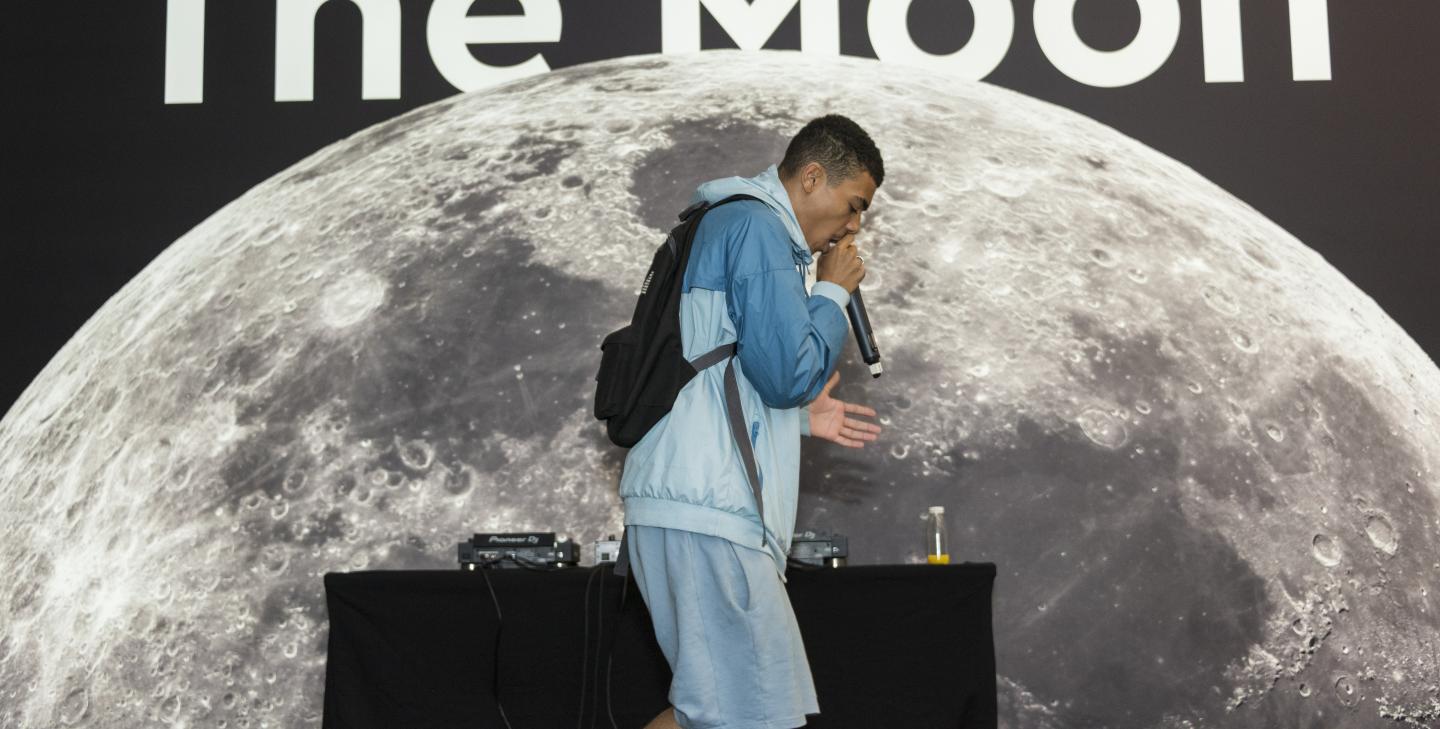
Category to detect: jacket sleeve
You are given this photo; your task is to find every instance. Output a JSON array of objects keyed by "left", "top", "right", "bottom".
[{"left": 727, "top": 263, "right": 851, "bottom": 409}]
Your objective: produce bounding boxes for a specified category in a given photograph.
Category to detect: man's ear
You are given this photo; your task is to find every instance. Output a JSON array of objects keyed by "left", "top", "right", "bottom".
[{"left": 802, "top": 162, "right": 824, "bottom": 193}]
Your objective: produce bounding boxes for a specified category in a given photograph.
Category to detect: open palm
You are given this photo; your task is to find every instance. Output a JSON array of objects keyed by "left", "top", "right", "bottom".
[{"left": 809, "top": 371, "right": 882, "bottom": 447}]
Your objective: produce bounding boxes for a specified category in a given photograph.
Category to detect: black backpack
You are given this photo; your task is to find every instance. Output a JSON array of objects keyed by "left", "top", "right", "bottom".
[
  {"left": 593, "top": 193, "right": 771, "bottom": 554},
  {"left": 593, "top": 193, "right": 759, "bottom": 445}
]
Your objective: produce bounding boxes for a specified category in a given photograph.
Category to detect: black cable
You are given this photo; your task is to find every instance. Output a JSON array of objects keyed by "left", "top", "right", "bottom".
[
  {"left": 470, "top": 553, "right": 592, "bottom": 728},
  {"left": 468, "top": 555, "right": 560, "bottom": 571},
  {"left": 589, "top": 563, "right": 606, "bottom": 729},
  {"left": 605, "top": 567, "right": 630, "bottom": 729},
  {"left": 576, "top": 564, "right": 601, "bottom": 729},
  {"left": 478, "top": 564, "right": 516, "bottom": 729},
  {"left": 503, "top": 554, "right": 558, "bottom": 571}
]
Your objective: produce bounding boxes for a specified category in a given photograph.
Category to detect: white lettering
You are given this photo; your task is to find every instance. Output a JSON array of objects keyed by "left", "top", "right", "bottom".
[
  {"left": 164, "top": 0, "right": 206, "bottom": 104},
  {"left": 802, "top": 0, "right": 840, "bottom": 55},
  {"left": 1200, "top": 0, "right": 1243, "bottom": 83},
  {"left": 165, "top": 0, "right": 1336, "bottom": 104},
  {"left": 1289, "top": 0, "right": 1332, "bottom": 81},
  {"left": 662, "top": 0, "right": 838, "bottom": 55},
  {"left": 427, "top": 0, "right": 562, "bottom": 92},
  {"left": 866, "top": 0, "right": 1014, "bottom": 80},
  {"left": 275, "top": 0, "right": 401, "bottom": 102},
  {"left": 1033, "top": 0, "right": 1180, "bottom": 88}
]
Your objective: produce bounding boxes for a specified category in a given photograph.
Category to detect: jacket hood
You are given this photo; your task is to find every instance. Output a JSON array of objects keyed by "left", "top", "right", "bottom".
[{"left": 690, "top": 163, "right": 813, "bottom": 270}]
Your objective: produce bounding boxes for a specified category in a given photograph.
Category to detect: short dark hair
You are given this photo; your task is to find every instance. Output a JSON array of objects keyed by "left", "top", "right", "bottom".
[{"left": 778, "top": 114, "right": 884, "bottom": 188}]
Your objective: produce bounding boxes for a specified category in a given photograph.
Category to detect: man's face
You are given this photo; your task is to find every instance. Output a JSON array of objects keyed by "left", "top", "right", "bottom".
[{"left": 785, "top": 162, "right": 878, "bottom": 255}]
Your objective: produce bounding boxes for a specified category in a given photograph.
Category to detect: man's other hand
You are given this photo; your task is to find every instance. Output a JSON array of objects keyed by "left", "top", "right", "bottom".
[{"left": 808, "top": 371, "right": 881, "bottom": 447}]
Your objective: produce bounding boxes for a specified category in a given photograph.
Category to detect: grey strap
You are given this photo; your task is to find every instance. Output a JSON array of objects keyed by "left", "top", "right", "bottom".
[
  {"left": 613, "top": 526, "right": 630, "bottom": 577},
  {"left": 614, "top": 350, "right": 766, "bottom": 580},
  {"left": 688, "top": 343, "right": 735, "bottom": 370},
  {"left": 685, "top": 342, "right": 766, "bottom": 548},
  {"left": 723, "top": 358, "right": 767, "bottom": 548}
]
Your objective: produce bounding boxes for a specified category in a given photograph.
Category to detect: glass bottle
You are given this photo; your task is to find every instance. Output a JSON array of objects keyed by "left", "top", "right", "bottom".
[{"left": 924, "top": 505, "right": 950, "bottom": 564}]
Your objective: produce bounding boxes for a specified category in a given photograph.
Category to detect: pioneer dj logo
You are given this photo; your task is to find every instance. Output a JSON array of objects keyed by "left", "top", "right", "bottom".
[{"left": 486, "top": 535, "right": 540, "bottom": 545}]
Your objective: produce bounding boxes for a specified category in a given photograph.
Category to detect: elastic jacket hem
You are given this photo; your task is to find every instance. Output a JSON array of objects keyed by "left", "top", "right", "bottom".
[{"left": 622, "top": 496, "right": 789, "bottom": 578}]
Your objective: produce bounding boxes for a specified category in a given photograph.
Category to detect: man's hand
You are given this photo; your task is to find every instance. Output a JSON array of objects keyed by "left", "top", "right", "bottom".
[
  {"left": 815, "top": 232, "right": 866, "bottom": 294},
  {"left": 808, "top": 371, "right": 882, "bottom": 447}
]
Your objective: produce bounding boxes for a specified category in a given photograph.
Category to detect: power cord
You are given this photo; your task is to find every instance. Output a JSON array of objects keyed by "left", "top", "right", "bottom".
[
  {"left": 590, "top": 563, "right": 607, "bottom": 729},
  {"left": 474, "top": 556, "right": 632, "bottom": 729},
  {"left": 576, "top": 564, "right": 602, "bottom": 729},
  {"left": 604, "top": 570, "right": 630, "bottom": 729},
  {"left": 477, "top": 561, "right": 515, "bottom": 729},
  {"left": 575, "top": 561, "right": 629, "bottom": 729},
  {"left": 475, "top": 553, "right": 576, "bottom": 729}
]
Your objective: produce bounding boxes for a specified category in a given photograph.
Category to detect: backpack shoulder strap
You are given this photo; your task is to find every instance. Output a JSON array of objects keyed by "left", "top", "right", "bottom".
[
  {"left": 688, "top": 342, "right": 735, "bottom": 370},
  {"left": 666, "top": 193, "right": 764, "bottom": 290},
  {"left": 723, "top": 357, "right": 766, "bottom": 549},
  {"left": 679, "top": 193, "right": 764, "bottom": 223},
  {"left": 688, "top": 342, "right": 769, "bottom": 550},
  {"left": 613, "top": 343, "right": 754, "bottom": 579}
]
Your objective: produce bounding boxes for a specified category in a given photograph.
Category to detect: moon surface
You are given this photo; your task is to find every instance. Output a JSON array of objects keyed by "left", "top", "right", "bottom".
[{"left": 1, "top": 51, "right": 1437, "bottom": 728}]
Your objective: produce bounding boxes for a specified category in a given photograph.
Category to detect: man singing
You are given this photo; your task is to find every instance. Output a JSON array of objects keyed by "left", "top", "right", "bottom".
[{"left": 619, "top": 114, "right": 886, "bottom": 729}]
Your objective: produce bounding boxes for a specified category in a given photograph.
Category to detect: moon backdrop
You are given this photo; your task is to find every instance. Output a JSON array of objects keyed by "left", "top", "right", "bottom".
[{"left": 1, "top": 51, "right": 1436, "bottom": 728}]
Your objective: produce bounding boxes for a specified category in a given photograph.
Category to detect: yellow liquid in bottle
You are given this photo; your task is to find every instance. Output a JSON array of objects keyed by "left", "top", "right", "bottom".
[{"left": 927, "top": 554, "right": 950, "bottom": 565}]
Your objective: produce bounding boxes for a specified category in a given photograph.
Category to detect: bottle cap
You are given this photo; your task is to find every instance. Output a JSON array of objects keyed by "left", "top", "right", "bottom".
[{"left": 928, "top": 505, "right": 944, "bottom": 514}]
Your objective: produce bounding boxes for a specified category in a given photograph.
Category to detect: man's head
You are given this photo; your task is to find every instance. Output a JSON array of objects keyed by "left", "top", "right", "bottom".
[{"left": 777, "top": 115, "right": 884, "bottom": 255}]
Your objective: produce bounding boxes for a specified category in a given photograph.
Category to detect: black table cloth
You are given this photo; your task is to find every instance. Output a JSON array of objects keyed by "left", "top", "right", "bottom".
[{"left": 323, "top": 563, "right": 996, "bottom": 728}]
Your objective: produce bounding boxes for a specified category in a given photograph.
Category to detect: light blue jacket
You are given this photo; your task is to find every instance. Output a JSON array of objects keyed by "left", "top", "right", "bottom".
[{"left": 619, "top": 164, "right": 852, "bottom": 577}]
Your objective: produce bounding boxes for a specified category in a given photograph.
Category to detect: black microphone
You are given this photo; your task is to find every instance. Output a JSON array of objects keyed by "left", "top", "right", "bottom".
[{"left": 846, "top": 288, "right": 883, "bottom": 378}]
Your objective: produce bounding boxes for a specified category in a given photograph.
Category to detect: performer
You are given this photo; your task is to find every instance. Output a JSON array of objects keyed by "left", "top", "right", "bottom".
[{"left": 619, "top": 115, "right": 885, "bottom": 729}]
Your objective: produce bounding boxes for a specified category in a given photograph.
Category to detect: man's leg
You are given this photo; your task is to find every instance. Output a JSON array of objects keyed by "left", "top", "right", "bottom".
[
  {"left": 626, "top": 526, "right": 813, "bottom": 728},
  {"left": 642, "top": 706, "right": 679, "bottom": 729}
]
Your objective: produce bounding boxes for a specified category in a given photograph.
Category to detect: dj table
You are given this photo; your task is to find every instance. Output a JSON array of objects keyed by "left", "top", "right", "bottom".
[{"left": 323, "top": 563, "right": 996, "bottom": 728}]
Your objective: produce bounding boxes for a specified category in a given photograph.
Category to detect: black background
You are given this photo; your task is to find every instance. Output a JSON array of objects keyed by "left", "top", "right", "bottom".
[{"left": 5, "top": 0, "right": 1437, "bottom": 416}]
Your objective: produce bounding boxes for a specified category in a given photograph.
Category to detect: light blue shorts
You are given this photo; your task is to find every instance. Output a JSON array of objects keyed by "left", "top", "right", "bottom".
[{"left": 626, "top": 524, "right": 819, "bottom": 729}]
